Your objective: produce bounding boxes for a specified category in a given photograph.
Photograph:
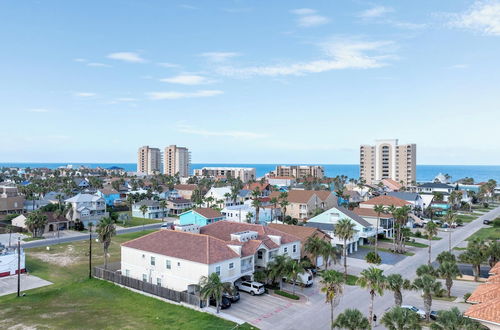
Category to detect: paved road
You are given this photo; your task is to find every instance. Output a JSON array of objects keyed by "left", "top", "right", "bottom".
[
  {"left": 22, "top": 223, "right": 164, "bottom": 249},
  {"left": 266, "top": 205, "right": 500, "bottom": 330}
]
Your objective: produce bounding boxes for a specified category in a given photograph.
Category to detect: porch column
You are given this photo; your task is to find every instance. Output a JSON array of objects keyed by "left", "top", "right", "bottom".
[
  {"left": 349, "top": 243, "right": 353, "bottom": 254},
  {"left": 354, "top": 241, "right": 358, "bottom": 252}
]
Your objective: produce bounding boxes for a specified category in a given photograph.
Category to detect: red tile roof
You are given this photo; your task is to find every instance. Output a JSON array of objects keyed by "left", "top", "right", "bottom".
[
  {"left": 121, "top": 230, "right": 239, "bottom": 264},
  {"left": 192, "top": 207, "right": 223, "bottom": 219},
  {"left": 360, "top": 195, "right": 410, "bottom": 207},
  {"left": 174, "top": 184, "right": 197, "bottom": 191},
  {"left": 464, "top": 297, "right": 500, "bottom": 325},
  {"left": 269, "top": 190, "right": 328, "bottom": 204},
  {"left": 352, "top": 207, "right": 393, "bottom": 218},
  {"left": 465, "top": 262, "right": 500, "bottom": 325},
  {"left": 381, "top": 178, "right": 403, "bottom": 190},
  {"left": 468, "top": 283, "right": 500, "bottom": 304},
  {"left": 244, "top": 182, "right": 270, "bottom": 191}
]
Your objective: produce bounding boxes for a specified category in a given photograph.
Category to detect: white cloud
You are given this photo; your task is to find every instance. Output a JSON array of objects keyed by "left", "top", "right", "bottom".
[
  {"left": 201, "top": 52, "right": 240, "bottom": 62},
  {"left": 28, "top": 108, "right": 50, "bottom": 113},
  {"left": 217, "top": 39, "right": 394, "bottom": 77},
  {"left": 160, "top": 74, "right": 213, "bottom": 85},
  {"left": 389, "top": 21, "right": 427, "bottom": 30},
  {"left": 291, "top": 8, "right": 316, "bottom": 15},
  {"left": 74, "top": 92, "right": 96, "bottom": 97},
  {"left": 359, "top": 6, "right": 394, "bottom": 18},
  {"left": 147, "top": 90, "right": 223, "bottom": 100},
  {"left": 107, "top": 52, "right": 145, "bottom": 63},
  {"left": 87, "top": 62, "right": 111, "bottom": 67},
  {"left": 177, "top": 124, "right": 267, "bottom": 139},
  {"left": 158, "top": 62, "right": 180, "bottom": 68},
  {"left": 73, "top": 58, "right": 88, "bottom": 62},
  {"left": 449, "top": 1, "right": 500, "bottom": 36},
  {"left": 297, "top": 15, "right": 330, "bottom": 27}
]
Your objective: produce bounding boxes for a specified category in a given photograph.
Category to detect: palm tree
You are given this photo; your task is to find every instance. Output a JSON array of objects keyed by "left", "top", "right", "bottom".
[
  {"left": 251, "top": 198, "right": 262, "bottom": 224},
  {"left": 437, "top": 261, "right": 460, "bottom": 298},
  {"left": 381, "top": 306, "right": 422, "bottom": 330},
  {"left": 373, "top": 204, "right": 385, "bottom": 255},
  {"left": 321, "top": 241, "right": 339, "bottom": 270},
  {"left": 285, "top": 258, "right": 308, "bottom": 294},
  {"left": 139, "top": 203, "right": 148, "bottom": 231},
  {"left": 199, "top": 273, "right": 231, "bottom": 314},
  {"left": 430, "top": 307, "right": 484, "bottom": 330},
  {"left": 334, "top": 218, "right": 356, "bottom": 280},
  {"left": 436, "top": 251, "right": 456, "bottom": 265},
  {"left": 412, "top": 273, "right": 442, "bottom": 321},
  {"left": 386, "top": 274, "right": 412, "bottom": 306},
  {"left": 304, "top": 236, "right": 324, "bottom": 268},
  {"left": 458, "top": 238, "right": 489, "bottom": 281},
  {"left": 279, "top": 192, "right": 289, "bottom": 221},
  {"left": 96, "top": 216, "right": 116, "bottom": 269},
  {"left": 270, "top": 197, "right": 279, "bottom": 222},
  {"left": 443, "top": 211, "right": 456, "bottom": 251},
  {"left": 332, "top": 308, "right": 370, "bottom": 330},
  {"left": 267, "top": 255, "right": 289, "bottom": 290},
  {"left": 245, "top": 212, "right": 253, "bottom": 223},
  {"left": 424, "top": 221, "right": 439, "bottom": 265},
  {"left": 487, "top": 240, "right": 500, "bottom": 267},
  {"left": 357, "top": 267, "right": 386, "bottom": 327},
  {"left": 159, "top": 200, "right": 167, "bottom": 221},
  {"left": 25, "top": 211, "right": 48, "bottom": 238},
  {"left": 320, "top": 269, "right": 345, "bottom": 329}
]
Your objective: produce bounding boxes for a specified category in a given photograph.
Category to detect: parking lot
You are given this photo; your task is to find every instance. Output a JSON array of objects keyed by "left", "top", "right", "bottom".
[{"left": 0, "top": 274, "right": 52, "bottom": 296}]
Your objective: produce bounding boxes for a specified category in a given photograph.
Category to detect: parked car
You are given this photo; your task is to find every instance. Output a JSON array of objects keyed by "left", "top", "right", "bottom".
[
  {"left": 223, "top": 291, "right": 240, "bottom": 302},
  {"left": 401, "top": 305, "right": 437, "bottom": 320},
  {"left": 235, "top": 280, "right": 265, "bottom": 296},
  {"left": 209, "top": 296, "right": 232, "bottom": 309},
  {"left": 283, "top": 270, "right": 314, "bottom": 287},
  {"left": 483, "top": 219, "right": 492, "bottom": 225}
]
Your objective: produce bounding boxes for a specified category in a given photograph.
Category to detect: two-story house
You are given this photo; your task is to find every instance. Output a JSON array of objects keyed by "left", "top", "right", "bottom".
[
  {"left": 132, "top": 200, "right": 168, "bottom": 219},
  {"left": 96, "top": 188, "right": 121, "bottom": 206},
  {"left": 269, "top": 190, "right": 338, "bottom": 220},
  {"left": 65, "top": 193, "right": 107, "bottom": 226},
  {"left": 166, "top": 198, "right": 192, "bottom": 215},
  {"left": 179, "top": 208, "right": 225, "bottom": 226},
  {"left": 0, "top": 182, "right": 25, "bottom": 215}
]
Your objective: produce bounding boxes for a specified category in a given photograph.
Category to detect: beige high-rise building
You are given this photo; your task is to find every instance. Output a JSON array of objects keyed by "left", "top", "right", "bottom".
[
  {"left": 137, "top": 146, "right": 162, "bottom": 175},
  {"left": 164, "top": 145, "right": 190, "bottom": 177},
  {"left": 273, "top": 165, "right": 324, "bottom": 179},
  {"left": 360, "top": 139, "right": 416, "bottom": 185}
]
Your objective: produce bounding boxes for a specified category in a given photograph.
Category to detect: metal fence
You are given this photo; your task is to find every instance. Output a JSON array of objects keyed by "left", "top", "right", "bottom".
[{"left": 93, "top": 265, "right": 201, "bottom": 307}]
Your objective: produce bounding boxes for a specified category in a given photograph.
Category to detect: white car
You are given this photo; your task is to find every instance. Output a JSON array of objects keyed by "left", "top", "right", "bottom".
[
  {"left": 235, "top": 281, "right": 265, "bottom": 296},
  {"left": 401, "top": 305, "right": 438, "bottom": 320}
]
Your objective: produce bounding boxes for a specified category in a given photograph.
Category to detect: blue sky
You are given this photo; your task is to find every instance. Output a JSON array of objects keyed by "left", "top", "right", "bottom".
[{"left": 1, "top": 0, "right": 499, "bottom": 165}]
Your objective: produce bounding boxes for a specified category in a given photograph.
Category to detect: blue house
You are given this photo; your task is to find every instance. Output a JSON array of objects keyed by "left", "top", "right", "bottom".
[
  {"left": 179, "top": 208, "right": 225, "bottom": 227},
  {"left": 97, "top": 188, "right": 121, "bottom": 206}
]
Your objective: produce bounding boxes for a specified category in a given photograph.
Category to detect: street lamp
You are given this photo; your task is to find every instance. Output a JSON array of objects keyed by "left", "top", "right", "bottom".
[
  {"left": 88, "top": 222, "right": 93, "bottom": 279},
  {"left": 17, "top": 237, "right": 21, "bottom": 297}
]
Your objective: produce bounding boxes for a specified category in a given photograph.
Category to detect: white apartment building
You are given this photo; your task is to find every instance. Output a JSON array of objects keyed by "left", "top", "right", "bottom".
[
  {"left": 360, "top": 139, "right": 416, "bottom": 185},
  {"left": 272, "top": 165, "right": 324, "bottom": 179},
  {"left": 120, "top": 221, "right": 301, "bottom": 292},
  {"left": 194, "top": 167, "right": 256, "bottom": 183},
  {"left": 137, "top": 146, "right": 162, "bottom": 175},
  {"left": 164, "top": 145, "right": 190, "bottom": 177}
]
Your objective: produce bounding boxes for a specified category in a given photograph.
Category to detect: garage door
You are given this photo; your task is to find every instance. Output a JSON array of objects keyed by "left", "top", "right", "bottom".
[{"left": 316, "top": 256, "right": 324, "bottom": 267}]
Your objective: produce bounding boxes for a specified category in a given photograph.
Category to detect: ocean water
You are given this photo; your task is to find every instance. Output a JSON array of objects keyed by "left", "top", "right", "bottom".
[{"left": 1, "top": 162, "right": 499, "bottom": 182}]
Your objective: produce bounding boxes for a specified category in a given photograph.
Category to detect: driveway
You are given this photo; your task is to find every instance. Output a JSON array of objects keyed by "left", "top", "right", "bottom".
[
  {"left": 0, "top": 233, "right": 27, "bottom": 247},
  {"left": 0, "top": 274, "right": 52, "bottom": 296}
]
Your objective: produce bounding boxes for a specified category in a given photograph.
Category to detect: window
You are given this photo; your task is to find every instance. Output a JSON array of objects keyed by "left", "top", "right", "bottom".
[
  {"left": 156, "top": 278, "right": 162, "bottom": 286},
  {"left": 216, "top": 266, "right": 221, "bottom": 275},
  {"left": 142, "top": 274, "right": 147, "bottom": 282},
  {"left": 166, "top": 260, "right": 171, "bottom": 269},
  {"left": 257, "top": 250, "right": 263, "bottom": 259},
  {"left": 150, "top": 256, "right": 155, "bottom": 266},
  {"left": 177, "top": 262, "right": 181, "bottom": 267},
  {"left": 125, "top": 269, "right": 130, "bottom": 277},
  {"left": 293, "top": 245, "right": 297, "bottom": 253},
  {"left": 229, "top": 262, "right": 234, "bottom": 269},
  {"left": 284, "top": 247, "right": 288, "bottom": 253}
]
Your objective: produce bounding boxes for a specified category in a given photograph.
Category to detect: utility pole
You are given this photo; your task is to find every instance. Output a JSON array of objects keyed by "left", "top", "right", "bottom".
[
  {"left": 88, "top": 223, "right": 93, "bottom": 279},
  {"left": 17, "top": 237, "right": 21, "bottom": 297}
]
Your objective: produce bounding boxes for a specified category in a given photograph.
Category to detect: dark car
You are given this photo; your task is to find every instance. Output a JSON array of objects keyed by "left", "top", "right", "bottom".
[
  {"left": 209, "top": 296, "right": 232, "bottom": 309},
  {"left": 483, "top": 219, "right": 492, "bottom": 225},
  {"left": 223, "top": 291, "right": 240, "bottom": 302},
  {"left": 430, "top": 311, "right": 438, "bottom": 320},
  {"left": 305, "top": 267, "right": 318, "bottom": 276}
]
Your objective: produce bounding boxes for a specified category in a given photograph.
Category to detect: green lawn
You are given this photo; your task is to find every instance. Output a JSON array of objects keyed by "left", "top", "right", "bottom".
[
  {"left": 380, "top": 238, "right": 428, "bottom": 248},
  {"left": 455, "top": 214, "right": 477, "bottom": 223},
  {"left": 432, "top": 295, "right": 457, "bottom": 302},
  {"left": 360, "top": 245, "right": 415, "bottom": 256},
  {"left": 410, "top": 233, "right": 442, "bottom": 240},
  {"left": 466, "top": 227, "right": 500, "bottom": 241},
  {"left": 346, "top": 274, "right": 359, "bottom": 286},
  {"left": 116, "top": 214, "right": 165, "bottom": 228},
  {"left": 22, "top": 236, "right": 45, "bottom": 242},
  {"left": 0, "top": 230, "right": 243, "bottom": 329}
]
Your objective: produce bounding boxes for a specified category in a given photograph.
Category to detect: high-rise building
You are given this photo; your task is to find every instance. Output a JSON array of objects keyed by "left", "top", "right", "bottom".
[
  {"left": 137, "top": 146, "right": 162, "bottom": 175},
  {"left": 164, "top": 145, "right": 190, "bottom": 177},
  {"left": 272, "top": 165, "right": 324, "bottom": 179},
  {"left": 193, "top": 167, "right": 256, "bottom": 183},
  {"left": 360, "top": 139, "right": 416, "bottom": 185}
]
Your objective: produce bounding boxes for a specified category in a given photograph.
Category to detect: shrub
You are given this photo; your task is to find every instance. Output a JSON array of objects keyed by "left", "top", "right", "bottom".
[
  {"left": 493, "top": 218, "right": 500, "bottom": 228},
  {"left": 434, "top": 288, "right": 447, "bottom": 298},
  {"left": 414, "top": 230, "right": 422, "bottom": 238},
  {"left": 274, "top": 290, "right": 299, "bottom": 300},
  {"left": 455, "top": 218, "right": 463, "bottom": 226},
  {"left": 365, "top": 251, "right": 382, "bottom": 265},
  {"left": 464, "top": 292, "right": 471, "bottom": 301},
  {"left": 483, "top": 202, "right": 489, "bottom": 208}
]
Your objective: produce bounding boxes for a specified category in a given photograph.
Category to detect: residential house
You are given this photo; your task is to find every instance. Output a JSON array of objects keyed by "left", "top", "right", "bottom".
[
  {"left": 351, "top": 207, "right": 394, "bottom": 238},
  {"left": 381, "top": 178, "right": 403, "bottom": 191},
  {"left": 65, "top": 193, "right": 107, "bottom": 226},
  {"left": 415, "top": 182, "right": 454, "bottom": 200},
  {"left": 359, "top": 195, "right": 414, "bottom": 227},
  {"left": 221, "top": 204, "right": 276, "bottom": 225},
  {"left": 243, "top": 183, "right": 271, "bottom": 196},
  {"left": 305, "top": 206, "right": 377, "bottom": 254},
  {"left": 269, "top": 190, "right": 338, "bottom": 220},
  {"left": 12, "top": 212, "right": 71, "bottom": 232},
  {"left": 203, "top": 187, "right": 240, "bottom": 208},
  {"left": 0, "top": 182, "right": 24, "bottom": 215},
  {"left": 386, "top": 192, "right": 424, "bottom": 213},
  {"left": 73, "top": 178, "right": 90, "bottom": 189},
  {"left": 96, "top": 188, "right": 121, "bottom": 206},
  {"left": 132, "top": 200, "right": 168, "bottom": 219},
  {"left": 23, "top": 191, "right": 65, "bottom": 212},
  {"left": 266, "top": 176, "right": 296, "bottom": 188},
  {"left": 345, "top": 190, "right": 363, "bottom": 203},
  {"left": 174, "top": 184, "right": 197, "bottom": 200},
  {"left": 268, "top": 223, "right": 331, "bottom": 267},
  {"left": 166, "top": 198, "right": 192, "bottom": 215},
  {"left": 179, "top": 208, "right": 225, "bottom": 226}
]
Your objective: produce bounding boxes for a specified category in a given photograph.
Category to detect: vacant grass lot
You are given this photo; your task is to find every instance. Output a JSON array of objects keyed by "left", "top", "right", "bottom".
[
  {"left": 466, "top": 227, "right": 500, "bottom": 241},
  {"left": 455, "top": 214, "right": 477, "bottom": 223},
  {"left": 115, "top": 211, "right": 165, "bottom": 227},
  {"left": 0, "top": 230, "right": 244, "bottom": 329}
]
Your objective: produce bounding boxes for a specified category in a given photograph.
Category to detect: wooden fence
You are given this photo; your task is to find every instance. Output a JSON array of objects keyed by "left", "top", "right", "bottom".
[{"left": 93, "top": 266, "right": 200, "bottom": 307}]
